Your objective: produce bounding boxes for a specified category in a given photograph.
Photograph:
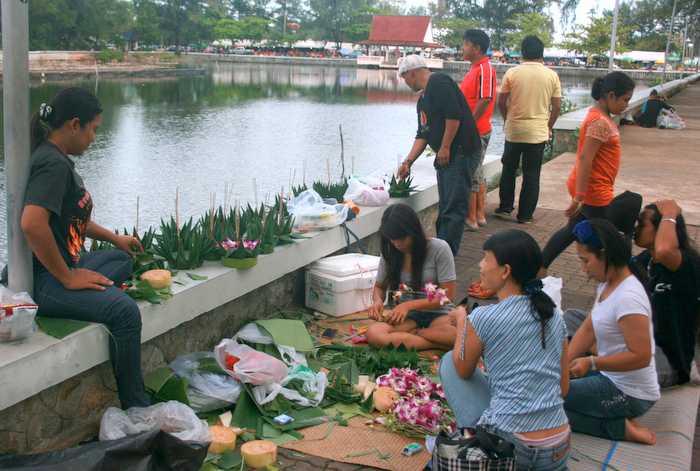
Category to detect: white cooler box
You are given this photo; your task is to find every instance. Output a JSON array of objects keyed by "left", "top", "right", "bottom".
[{"left": 305, "top": 253, "right": 380, "bottom": 317}]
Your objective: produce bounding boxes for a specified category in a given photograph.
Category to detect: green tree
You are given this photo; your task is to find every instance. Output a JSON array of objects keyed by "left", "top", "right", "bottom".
[
  {"left": 433, "top": 17, "right": 478, "bottom": 49},
  {"left": 560, "top": 14, "right": 632, "bottom": 57},
  {"left": 506, "top": 12, "right": 553, "bottom": 50},
  {"left": 134, "top": 0, "right": 164, "bottom": 46},
  {"left": 447, "top": 0, "right": 548, "bottom": 50}
]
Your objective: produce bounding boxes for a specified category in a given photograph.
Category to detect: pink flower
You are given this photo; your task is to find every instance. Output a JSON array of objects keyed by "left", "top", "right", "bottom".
[
  {"left": 243, "top": 239, "right": 258, "bottom": 250},
  {"left": 221, "top": 239, "right": 239, "bottom": 250}
]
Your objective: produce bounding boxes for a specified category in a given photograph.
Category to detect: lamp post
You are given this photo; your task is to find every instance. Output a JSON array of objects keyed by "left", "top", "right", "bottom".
[
  {"left": 663, "top": 0, "right": 679, "bottom": 82},
  {"left": 609, "top": 0, "right": 620, "bottom": 72},
  {"left": 2, "top": 0, "right": 33, "bottom": 295}
]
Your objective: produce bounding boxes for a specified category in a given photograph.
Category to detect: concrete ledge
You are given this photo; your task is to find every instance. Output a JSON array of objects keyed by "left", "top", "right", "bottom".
[
  {"left": 552, "top": 72, "right": 700, "bottom": 154},
  {"left": 2, "top": 151, "right": 492, "bottom": 412}
]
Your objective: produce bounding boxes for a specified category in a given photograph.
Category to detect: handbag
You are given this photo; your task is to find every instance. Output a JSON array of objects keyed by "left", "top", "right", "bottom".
[{"left": 431, "top": 427, "right": 516, "bottom": 471}]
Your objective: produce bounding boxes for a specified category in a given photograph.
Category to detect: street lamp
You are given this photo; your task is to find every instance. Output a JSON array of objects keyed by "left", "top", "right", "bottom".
[{"left": 609, "top": 0, "right": 620, "bottom": 72}]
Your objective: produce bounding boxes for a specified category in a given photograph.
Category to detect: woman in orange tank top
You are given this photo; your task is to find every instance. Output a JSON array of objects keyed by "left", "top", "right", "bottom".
[{"left": 541, "top": 72, "right": 635, "bottom": 270}]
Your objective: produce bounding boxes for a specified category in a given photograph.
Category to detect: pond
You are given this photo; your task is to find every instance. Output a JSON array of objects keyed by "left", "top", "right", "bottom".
[{"left": 0, "top": 63, "right": 642, "bottom": 263}]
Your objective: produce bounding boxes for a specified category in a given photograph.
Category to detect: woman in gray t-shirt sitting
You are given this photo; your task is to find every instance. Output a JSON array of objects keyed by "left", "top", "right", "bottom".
[{"left": 366, "top": 204, "right": 457, "bottom": 350}]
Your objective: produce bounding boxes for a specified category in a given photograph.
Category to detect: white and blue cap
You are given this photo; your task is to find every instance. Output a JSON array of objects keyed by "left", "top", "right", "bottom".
[{"left": 397, "top": 55, "right": 428, "bottom": 77}]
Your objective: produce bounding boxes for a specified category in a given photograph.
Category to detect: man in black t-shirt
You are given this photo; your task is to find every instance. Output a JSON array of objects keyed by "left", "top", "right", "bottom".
[{"left": 397, "top": 55, "right": 481, "bottom": 256}]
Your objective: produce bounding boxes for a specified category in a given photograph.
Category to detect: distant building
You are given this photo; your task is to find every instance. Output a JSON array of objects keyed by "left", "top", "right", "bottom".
[{"left": 358, "top": 16, "right": 443, "bottom": 70}]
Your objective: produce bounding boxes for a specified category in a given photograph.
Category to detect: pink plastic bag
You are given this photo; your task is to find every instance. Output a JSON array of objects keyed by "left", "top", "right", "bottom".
[{"left": 214, "top": 339, "right": 288, "bottom": 386}]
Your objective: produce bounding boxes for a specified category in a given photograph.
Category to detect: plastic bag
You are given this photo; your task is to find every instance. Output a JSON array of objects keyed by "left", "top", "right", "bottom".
[
  {"left": 657, "top": 109, "right": 686, "bottom": 129},
  {"left": 0, "top": 286, "right": 38, "bottom": 342},
  {"left": 214, "top": 339, "right": 288, "bottom": 386},
  {"left": 170, "top": 353, "right": 242, "bottom": 413},
  {"left": 252, "top": 365, "right": 327, "bottom": 407},
  {"left": 344, "top": 177, "right": 390, "bottom": 207},
  {"left": 288, "top": 189, "right": 348, "bottom": 232},
  {"left": 234, "top": 322, "right": 307, "bottom": 367},
  {"left": 542, "top": 276, "right": 563, "bottom": 311},
  {"left": 99, "top": 401, "right": 210, "bottom": 444},
  {"left": 0, "top": 429, "right": 207, "bottom": 471}
]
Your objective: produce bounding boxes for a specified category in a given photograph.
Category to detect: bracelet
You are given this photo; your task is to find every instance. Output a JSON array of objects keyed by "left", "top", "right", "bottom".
[
  {"left": 589, "top": 355, "right": 597, "bottom": 372},
  {"left": 661, "top": 217, "right": 677, "bottom": 224}
]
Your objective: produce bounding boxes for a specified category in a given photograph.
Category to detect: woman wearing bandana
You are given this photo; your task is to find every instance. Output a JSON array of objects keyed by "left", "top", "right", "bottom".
[{"left": 565, "top": 219, "right": 659, "bottom": 445}]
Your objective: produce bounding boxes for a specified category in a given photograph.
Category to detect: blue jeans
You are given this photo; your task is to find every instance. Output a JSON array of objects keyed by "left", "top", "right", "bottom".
[
  {"left": 34, "top": 250, "right": 150, "bottom": 409},
  {"left": 440, "top": 353, "right": 570, "bottom": 470},
  {"left": 565, "top": 372, "right": 655, "bottom": 440},
  {"left": 435, "top": 152, "right": 477, "bottom": 256}
]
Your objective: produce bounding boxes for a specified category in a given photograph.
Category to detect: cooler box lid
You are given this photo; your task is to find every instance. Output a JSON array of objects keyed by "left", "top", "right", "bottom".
[{"left": 308, "top": 254, "right": 380, "bottom": 278}]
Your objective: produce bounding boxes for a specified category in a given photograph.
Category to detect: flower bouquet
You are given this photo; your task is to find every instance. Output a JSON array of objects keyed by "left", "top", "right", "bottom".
[
  {"left": 220, "top": 239, "right": 259, "bottom": 269},
  {"left": 220, "top": 206, "right": 260, "bottom": 269},
  {"left": 376, "top": 367, "right": 455, "bottom": 438},
  {"left": 388, "top": 282, "right": 451, "bottom": 309}
]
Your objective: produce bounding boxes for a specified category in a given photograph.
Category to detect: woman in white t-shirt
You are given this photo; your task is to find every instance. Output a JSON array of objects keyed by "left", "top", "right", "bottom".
[{"left": 565, "top": 219, "right": 659, "bottom": 445}]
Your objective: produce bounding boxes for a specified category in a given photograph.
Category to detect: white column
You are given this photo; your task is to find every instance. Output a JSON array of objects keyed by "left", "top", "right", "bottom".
[
  {"left": 2, "top": 0, "right": 33, "bottom": 294},
  {"left": 608, "top": 0, "right": 620, "bottom": 72}
]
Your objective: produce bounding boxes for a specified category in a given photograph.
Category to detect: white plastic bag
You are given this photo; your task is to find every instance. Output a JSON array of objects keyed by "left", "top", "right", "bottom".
[
  {"left": 252, "top": 365, "right": 327, "bottom": 407},
  {"left": 0, "top": 286, "right": 38, "bottom": 342},
  {"left": 344, "top": 177, "right": 390, "bottom": 207},
  {"left": 214, "top": 339, "right": 288, "bottom": 386},
  {"left": 288, "top": 189, "right": 348, "bottom": 232},
  {"left": 657, "top": 109, "right": 686, "bottom": 129},
  {"left": 234, "top": 322, "right": 307, "bottom": 367},
  {"left": 542, "top": 276, "right": 563, "bottom": 311},
  {"left": 99, "top": 401, "right": 210, "bottom": 443},
  {"left": 170, "top": 352, "right": 242, "bottom": 412}
]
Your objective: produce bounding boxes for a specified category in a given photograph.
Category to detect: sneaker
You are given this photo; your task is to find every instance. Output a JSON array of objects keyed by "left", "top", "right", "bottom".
[
  {"left": 517, "top": 217, "right": 533, "bottom": 224},
  {"left": 493, "top": 208, "right": 513, "bottom": 220}
]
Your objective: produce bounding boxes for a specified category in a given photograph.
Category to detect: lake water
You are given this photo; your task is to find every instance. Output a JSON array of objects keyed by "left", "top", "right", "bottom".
[{"left": 0, "top": 63, "right": 639, "bottom": 262}]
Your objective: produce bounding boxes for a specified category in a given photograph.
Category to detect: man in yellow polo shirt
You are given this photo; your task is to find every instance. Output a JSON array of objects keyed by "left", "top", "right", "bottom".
[{"left": 495, "top": 35, "right": 561, "bottom": 223}]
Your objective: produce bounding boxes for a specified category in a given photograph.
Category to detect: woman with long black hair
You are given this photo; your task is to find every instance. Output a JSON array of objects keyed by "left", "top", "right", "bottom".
[
  {"left": 366, "top": 204, "right": 457, "bottom": 350},
  {"left": 541, "top": 72, "right": 636, "bottom": 270},
  {"left": 441, "top": 229, "right": 570, "bottom": 470},
  {"left": 566, "top": 219, "right": 659, "bottom": 445},
  {"left": 21, "top": 87, "right": 150, "bottom": 409}
]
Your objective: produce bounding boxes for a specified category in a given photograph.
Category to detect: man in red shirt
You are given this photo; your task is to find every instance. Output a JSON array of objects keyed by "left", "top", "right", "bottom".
[{"left": 459, "top": 29, "right": 497, "bottom": 232}]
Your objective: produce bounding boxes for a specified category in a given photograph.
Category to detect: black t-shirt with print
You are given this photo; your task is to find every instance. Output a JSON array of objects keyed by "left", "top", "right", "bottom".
[
  {"left": 416, "top": 72, "right": 481, "bottom": 157},
  {"left": 635, "top": 250, "right": 700, "bottom": 384},
  {"left": 24, "top": 142, "right": 93, "bottom": 273}
]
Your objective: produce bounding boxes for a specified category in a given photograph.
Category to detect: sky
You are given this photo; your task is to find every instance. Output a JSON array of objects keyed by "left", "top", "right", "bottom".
[{"left": 404, "top": 0, "right": 610, "bottom": 41}]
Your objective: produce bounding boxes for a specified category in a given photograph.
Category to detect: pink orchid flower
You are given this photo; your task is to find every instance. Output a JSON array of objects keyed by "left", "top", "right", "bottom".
[
  {"left": 243, "top": 240, "right": 258, "bottom": 250},
  {"left": 221, "top": 239, "right": 239, "bottom": 250}
]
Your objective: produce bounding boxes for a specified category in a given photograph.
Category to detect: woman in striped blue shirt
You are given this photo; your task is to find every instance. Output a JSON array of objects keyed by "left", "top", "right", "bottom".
[{"left": 440, "top": 229, "right": 570, "bottom": 470}]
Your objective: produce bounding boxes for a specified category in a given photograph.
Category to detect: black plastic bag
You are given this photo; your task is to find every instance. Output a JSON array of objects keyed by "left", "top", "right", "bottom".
[{"left": 0, "top": 429, "right": 207, "bottom": 471}]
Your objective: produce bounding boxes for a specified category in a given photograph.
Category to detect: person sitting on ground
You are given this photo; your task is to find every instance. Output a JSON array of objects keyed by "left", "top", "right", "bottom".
[
  {"left": 440, "top": 229, "right": 570, "bottom": 470},
  {"left": 633, "top": 200, "right": 700, "bottom": 388},
  {"left": 540, "top": 72, "right": 636, "bottom": 272},
  {"left": 634, "top": 89, "right": 674, "bottom": 128},
  {"left": 565, "top": 219, "right": 659, "bottom": 445},
  {"left": 20, "top": 88, "right": 150, "bottom": 409},
  {"left": 367, "top": 204, "right": 457, "bottom": 350}
]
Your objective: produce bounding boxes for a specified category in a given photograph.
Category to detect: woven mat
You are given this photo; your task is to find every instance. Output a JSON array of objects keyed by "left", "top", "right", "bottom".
[{"left": 281, "top": 417, "right": 430, "bottom": 471}]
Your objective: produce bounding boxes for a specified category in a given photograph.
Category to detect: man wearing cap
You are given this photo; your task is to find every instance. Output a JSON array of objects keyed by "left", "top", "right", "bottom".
[{"left": 397, "top": 54, "right": 481, "bottom": 256}]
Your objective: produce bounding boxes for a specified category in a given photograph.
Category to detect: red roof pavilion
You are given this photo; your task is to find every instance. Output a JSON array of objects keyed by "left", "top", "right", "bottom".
[{"left": 359, "top": 16, "right": 442, "bottom": 48}]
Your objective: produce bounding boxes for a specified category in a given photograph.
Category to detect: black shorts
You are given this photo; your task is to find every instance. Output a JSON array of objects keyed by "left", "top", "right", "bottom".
[{"left": 406, "top": 311, "right": 447, "bottom": 329}]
